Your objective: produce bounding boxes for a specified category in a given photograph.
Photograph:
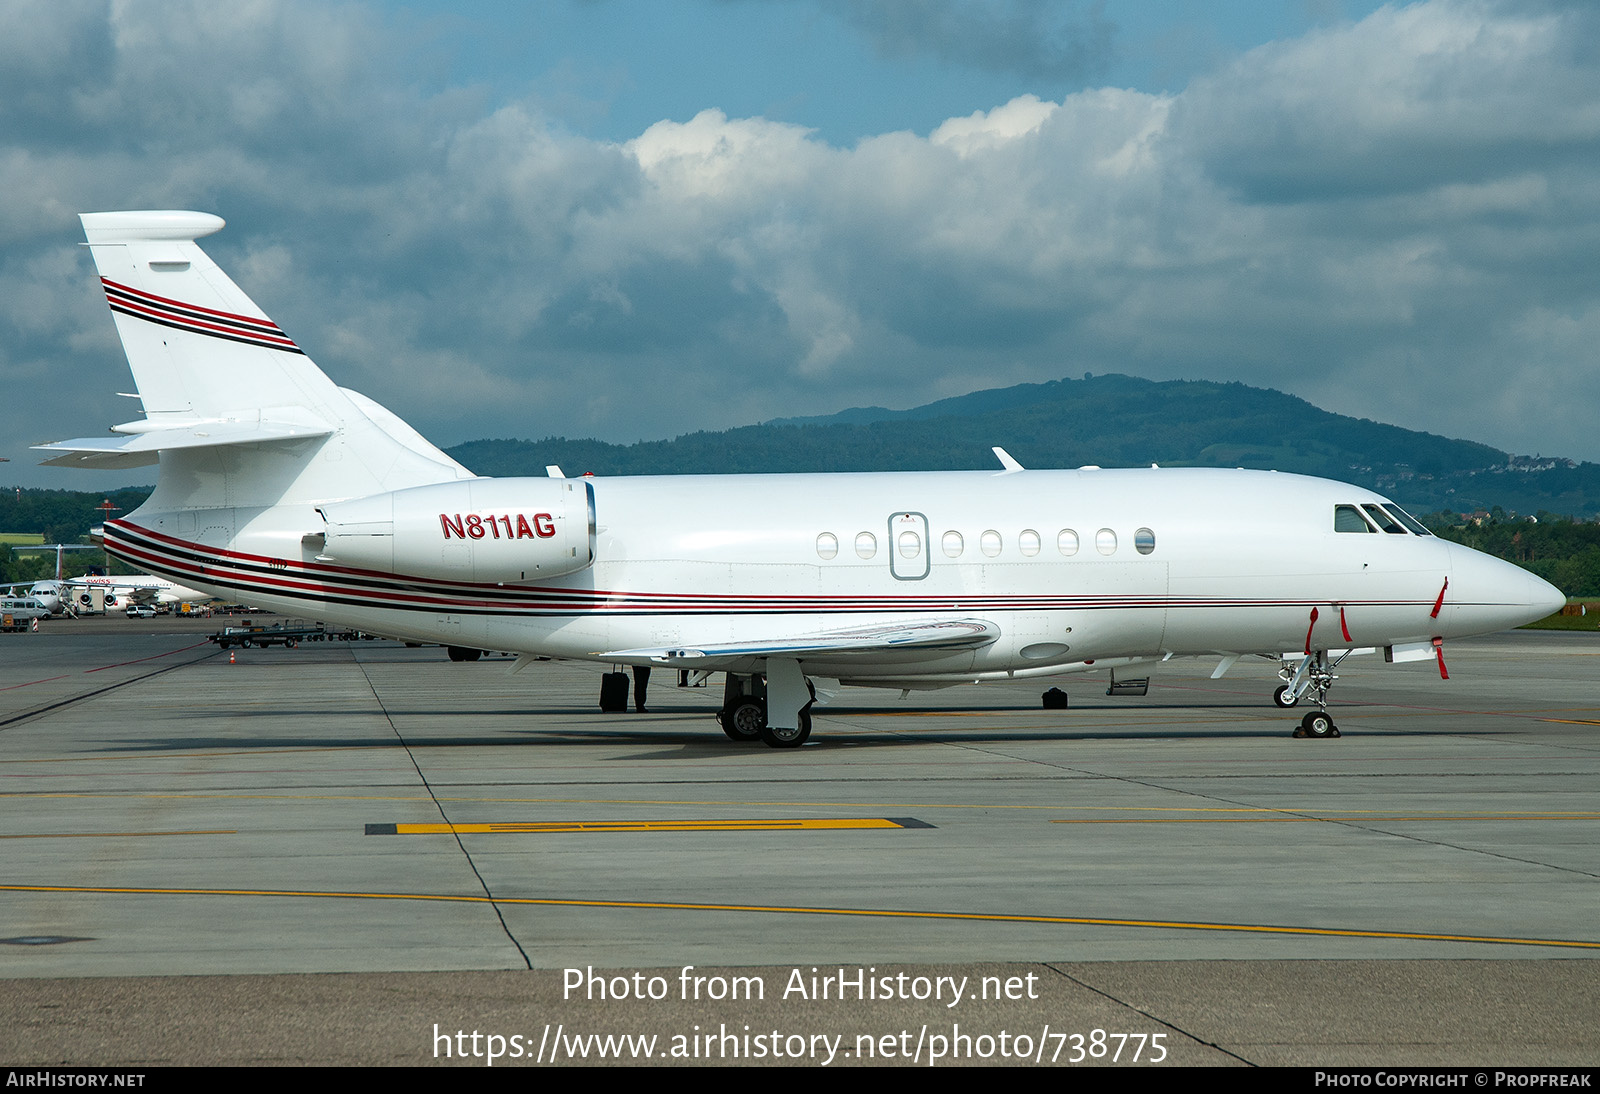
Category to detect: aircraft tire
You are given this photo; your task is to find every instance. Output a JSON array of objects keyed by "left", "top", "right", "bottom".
[
  {"left": 1273, "top": 685, "right": 1299, "bottom": 708},
  {"left": 724, "top": 700, "right": 766, "bottom": 741},
  {"left": 1300, "top": 710, "right": 1337, "bottom": 738},
  {"left": 759, "top": 710, "right": 811, "bottom": 749}
]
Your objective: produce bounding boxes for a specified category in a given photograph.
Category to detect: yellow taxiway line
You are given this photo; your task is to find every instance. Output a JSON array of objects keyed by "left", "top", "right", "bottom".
[
  {"left": 3, "top": 883, "right": 1597, "bottom": 951},
  {"left": 367, "top": 817, "right": 926, "bottom": 835}
]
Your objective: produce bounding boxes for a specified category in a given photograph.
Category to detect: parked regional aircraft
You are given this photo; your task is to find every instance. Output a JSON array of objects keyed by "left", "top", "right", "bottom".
[
  {"left": 3, "top": 544, "right": 102, "bottom": 614},
  {"left": 2, "top": 582, "right": 63, "bottom": 615},
  {"left": 37, "top": 212, "right": 1565, "bottom": 746}
]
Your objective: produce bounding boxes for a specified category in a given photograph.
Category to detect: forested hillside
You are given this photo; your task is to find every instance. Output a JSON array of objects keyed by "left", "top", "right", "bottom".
[
  {"left": 450, "top": 375, "right": 1600, "bottom": 518},
  {"left": 8, "top": 375, "right": 1597, "bottom": 593}
]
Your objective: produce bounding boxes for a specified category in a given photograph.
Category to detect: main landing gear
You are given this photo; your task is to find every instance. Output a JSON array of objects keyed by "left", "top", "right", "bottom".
[
  {"left": 715, "top": 671, "right": 813, "bottom": 748},
  {"left": 1276, "top": 651, "right": 1346, "bottom": 739}
]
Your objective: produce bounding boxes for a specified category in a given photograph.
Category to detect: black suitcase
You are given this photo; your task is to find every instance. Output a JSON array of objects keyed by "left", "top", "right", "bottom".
[{"left": 599, "top": 671, "right": 630, "bottom": 712}]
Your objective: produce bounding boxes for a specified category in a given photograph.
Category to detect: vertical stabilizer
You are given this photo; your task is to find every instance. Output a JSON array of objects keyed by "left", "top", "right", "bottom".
[
  {"left": 44, "top": 211, "right": 473, "bottom": 507},
  {"left": 80, "top": 211, "right": 339, "bottom": 422}
]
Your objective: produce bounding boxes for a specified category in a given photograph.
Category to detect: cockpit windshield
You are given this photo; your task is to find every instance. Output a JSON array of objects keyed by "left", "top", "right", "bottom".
[
  {"left": 1382, "top": 503, "right": 1433, "bottom": 536},
  {"left": 1362, "top": 504, "right": 1407, "bottom": 534}
]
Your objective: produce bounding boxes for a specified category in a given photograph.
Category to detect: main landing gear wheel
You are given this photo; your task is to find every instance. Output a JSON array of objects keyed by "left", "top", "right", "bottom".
[
  {"left": 1273, "top": 685, "right": 1299, "bottom": 708},
  {"left": 1298, "top": 710, "right": 1340, "bottom": 739},
  {"left": 720, "top": 700, "right": 766, "bottom": 742},
  {"left": 758, "top": 710, "right": 811, "bottom": 749}
]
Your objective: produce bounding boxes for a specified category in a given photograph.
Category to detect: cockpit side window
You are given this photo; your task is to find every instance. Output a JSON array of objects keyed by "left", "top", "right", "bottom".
[
  {"left": 1362, "top": 503, "right": 1407, "bottom": 534},
  {"left": 1335, "top": 505, "right": 1376, "bottom": 533}
]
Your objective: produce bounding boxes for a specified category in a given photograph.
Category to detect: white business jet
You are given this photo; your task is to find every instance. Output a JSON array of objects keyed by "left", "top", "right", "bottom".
[{"left": 38, "top": 212, "right": 1564, "bottom": 746}]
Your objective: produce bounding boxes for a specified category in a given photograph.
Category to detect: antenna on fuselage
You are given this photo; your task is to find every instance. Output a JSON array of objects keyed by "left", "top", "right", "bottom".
[{"left": 991, "top": 447, "right": 1025, "bottom": 474}]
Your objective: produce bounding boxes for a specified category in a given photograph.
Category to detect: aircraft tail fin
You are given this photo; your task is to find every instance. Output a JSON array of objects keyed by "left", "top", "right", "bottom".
[{"left": 37, "top": 211, "right": 471, "bottom": 506}]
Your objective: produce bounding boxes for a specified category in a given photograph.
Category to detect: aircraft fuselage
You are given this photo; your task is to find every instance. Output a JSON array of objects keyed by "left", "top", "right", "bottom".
[{"left": 103, "top": 465, "right": 1555, "bottom": 684}]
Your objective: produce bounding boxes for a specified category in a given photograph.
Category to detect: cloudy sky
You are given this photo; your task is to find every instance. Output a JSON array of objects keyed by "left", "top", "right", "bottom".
[{"left": 4, "top": 0, "right": 1599, "bottom": 488}]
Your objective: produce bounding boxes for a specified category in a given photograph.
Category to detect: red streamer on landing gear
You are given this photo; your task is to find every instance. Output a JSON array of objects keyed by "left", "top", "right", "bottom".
[
  {"left": 1433, "top": 637, "right": 1449, "bottom": 680},
  {"left": 1340, "top": 605, "right": 1351, "bottom": 643},
  {"left": 1304, "top": 606, "right": 1320, "bottom": 655}
]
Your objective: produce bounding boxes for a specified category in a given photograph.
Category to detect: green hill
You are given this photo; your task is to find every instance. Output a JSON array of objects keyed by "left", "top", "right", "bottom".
[{"left": 447, "top": 374, "right": 1600, "bottom": 519}]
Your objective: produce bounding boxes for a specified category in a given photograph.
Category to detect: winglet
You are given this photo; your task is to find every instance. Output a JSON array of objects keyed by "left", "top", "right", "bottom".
[{"left": 992, "top": 447, "right": 1025, "bottom": 474}]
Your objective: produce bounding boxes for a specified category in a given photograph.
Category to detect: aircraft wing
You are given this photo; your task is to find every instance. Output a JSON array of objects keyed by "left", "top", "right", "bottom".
[
  {"left": 603, "top": 618, "right": 1000, "bottom": 668},
  {"left": 60, "top": 578, "right": 154, "bottom": 601}
]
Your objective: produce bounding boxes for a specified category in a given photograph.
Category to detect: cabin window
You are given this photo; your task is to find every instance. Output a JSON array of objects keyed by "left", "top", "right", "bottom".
[
  {"left": 898, "top": 530, "right": 922, "bottom": 559},
  {"left": 942, "top": 531, "right": 964, "bottom": 558},
  {"left": 1096, "top": 528, "right": 1117, "bottom": 555},
  {"left": 1362, "top": 504, "right": 1407, "bottom": 534},
  {"left": 1135, "top": 527, "right": 1155, "bottom": 555},
  {"left": 1019, "top": 529, "right": 1041, "bottom": 556},
  {"left": 816, "top": 533, "right": 838, "bottom": 559},
  {"left": 1335, "top": 505, "right": 1375, "bottom": 533},
  {"left": 855, "top": 532, "right": 877, "bottom": 559},
  {"left": 1058, "top": 529, "right": 1080, "bottom": 556},
  {"left": 980, "top": 530, "right": 1003, "bottom": 557}
]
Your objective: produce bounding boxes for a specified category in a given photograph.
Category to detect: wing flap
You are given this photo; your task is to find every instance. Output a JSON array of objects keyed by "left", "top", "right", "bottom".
[{"left": 604, "top": 618, "right": 1000, "bottom": 667}]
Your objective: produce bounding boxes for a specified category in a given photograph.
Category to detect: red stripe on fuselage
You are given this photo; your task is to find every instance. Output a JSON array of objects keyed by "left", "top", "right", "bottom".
[{"left": 103, "top": 518, "right": 1439, "bottom": 619}]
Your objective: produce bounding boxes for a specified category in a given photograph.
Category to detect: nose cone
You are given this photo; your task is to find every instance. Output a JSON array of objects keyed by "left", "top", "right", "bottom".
[
  {"left": 1446, "top": 545, "right": 1566, "bottom": 634},
  {"left": 1528, "top": 570, "right": 1568, "bottom": 620}
]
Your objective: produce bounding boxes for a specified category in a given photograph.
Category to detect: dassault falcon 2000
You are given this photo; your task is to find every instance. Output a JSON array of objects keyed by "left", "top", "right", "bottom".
[{"left": 38, "top": 211, "right": 1564, "bottom": 747}]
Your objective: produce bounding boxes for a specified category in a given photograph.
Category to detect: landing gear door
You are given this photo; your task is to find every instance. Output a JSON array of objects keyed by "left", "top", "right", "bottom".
[{"left": 888, "top": 511, "right": 930, "bottom": 581}]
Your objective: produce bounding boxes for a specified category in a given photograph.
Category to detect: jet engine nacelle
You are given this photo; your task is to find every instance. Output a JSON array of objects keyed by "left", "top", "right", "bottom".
[{"left": 315, "top": 478, "right": 595, "bottom": 583}]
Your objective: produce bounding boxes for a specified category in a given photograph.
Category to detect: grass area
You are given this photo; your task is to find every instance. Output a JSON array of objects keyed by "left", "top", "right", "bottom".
[
  {"left": 1521, "top": 602, "right": 1600, "bottom": 630},
  {"left": 0, "top": 532, "right": 45, "bottom": 546}
]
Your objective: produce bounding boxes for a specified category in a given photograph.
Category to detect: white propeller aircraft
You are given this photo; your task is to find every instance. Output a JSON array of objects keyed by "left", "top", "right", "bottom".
[{"left": 38, "top": 211, "right": 1564, "bottom": 746}]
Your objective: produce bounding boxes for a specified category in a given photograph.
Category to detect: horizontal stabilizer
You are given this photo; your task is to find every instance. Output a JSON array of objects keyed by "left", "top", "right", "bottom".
[
  {"left": 605, "top": 618, "right": 1000, "bottom": 667},
  {"left": 34, "top": 416, "right": 333, "bottom": 470}
]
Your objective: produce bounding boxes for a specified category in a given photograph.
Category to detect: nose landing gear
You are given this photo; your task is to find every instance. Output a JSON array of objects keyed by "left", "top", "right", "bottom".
[{"left": 1278, "top": 651, "right": 1345, "bottom": 739}]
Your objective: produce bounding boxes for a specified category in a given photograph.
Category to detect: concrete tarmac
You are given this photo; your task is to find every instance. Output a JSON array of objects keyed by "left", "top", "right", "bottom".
[{"left": 2, "top": 616, "right": 1598, "bottom": 1066}]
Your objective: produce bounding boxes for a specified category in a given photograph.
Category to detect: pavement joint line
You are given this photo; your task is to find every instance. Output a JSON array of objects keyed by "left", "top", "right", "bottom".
[
  {"left": 353, "top": 647, "right": 533, "bottom": 971},
  {"left": 1050, "top": 813, "right": 1600, "bottom": 823},
  {"left": 2, "top": 883, "right": 1597, "bottom": 951},
  {"left": 0, "top": 830, "right": 236, "bottom": 839},
  {"left": 0, "top": 645, "right": 222, "bottom": 731}
]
